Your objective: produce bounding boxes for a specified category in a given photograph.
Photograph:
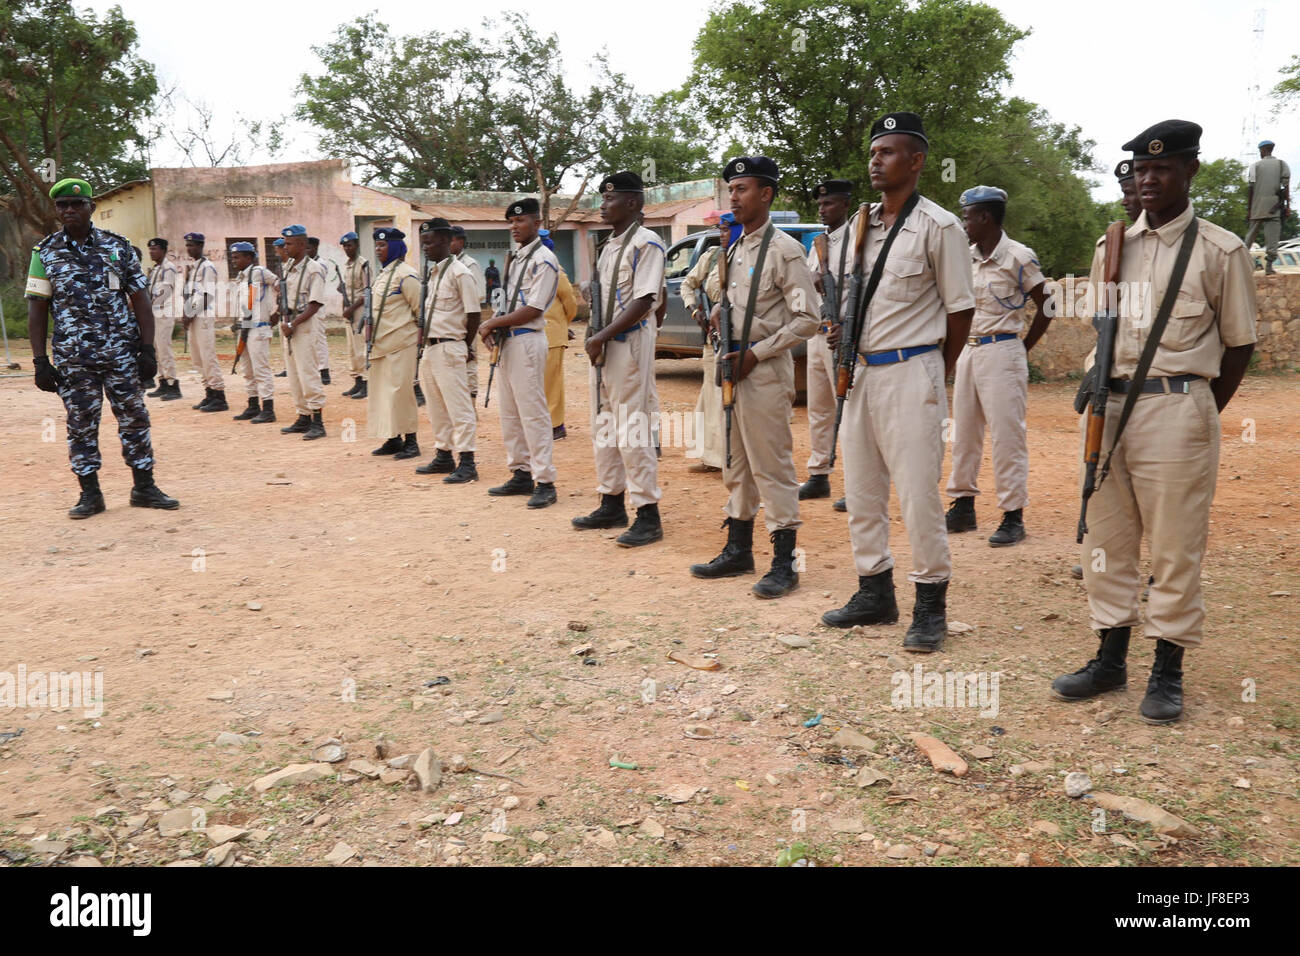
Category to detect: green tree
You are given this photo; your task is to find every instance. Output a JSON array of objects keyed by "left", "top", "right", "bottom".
[
  {"left": 1189, "top": 157, "right": 1249, "bottom": 235},
  {"left": 599, "top": 90, "right": 716, "bottom": 186},
  {"left": 0, "top": 0, "right": 156, "bottom": 235},
  {"left": 1271, "top": 53, "right": 1300, "bottom": 110}
]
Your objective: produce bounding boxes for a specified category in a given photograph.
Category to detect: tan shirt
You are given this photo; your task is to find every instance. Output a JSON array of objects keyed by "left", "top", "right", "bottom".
[
  {"left": 970, "top": 231, "right": 1045, "bottom": 336},
  {"left": 283, "top": 255, "right": 328, "bottom": 313},
  {"left": 148, "top": 260, "right": 182, "bottom": 318},
  {"left": 680, "top": 245, "right": 721, "bottom": 309},
  {"left": 805, "top": 215, "right": 858, "bottom": 320},
  {"left": 597, "top": 224, "right": 666, "bottom": 320},
  {"left": 183, "top": 257, "right": 219, "bottom": 318},
  {"left": 371, "top": 259, "right": 421, "bottom": 359},
  {"left": 1085, "top": 204, "right": 1257, "bottom": 380},
  {"left": 344, "top": 256, "right": 370, "bottom": 306},
  {"left": 545, "top": 270, "right": 578, "bottom": 348},
  {"left": 237, "top": 264, "right": 277, "bottom": 326},
  {"left": 856, "top": 195, "right": 975, "bottom": 353},
  {"left": 457, "top": 250, "right": 486, "bottom": 304},
  {"left": 503, "top": 237, "right": 559, "bottom": 331},
  {"left": 420, "top": 255, "right": 480, "bottom": 340},
  {"left": 721, "top": 219, "right": 820, "bottom": 362}
]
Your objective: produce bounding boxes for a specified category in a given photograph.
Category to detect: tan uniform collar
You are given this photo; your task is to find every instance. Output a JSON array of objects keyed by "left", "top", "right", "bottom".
[
  {"left": 1133, "top": 202, "right": 1196, "bottom": 246},
  {"left": 737, "top": 218, "right": 774, "bottom": 245},
  {"left": 972, "top": 230, "right": 1009, "bottom": 263}
]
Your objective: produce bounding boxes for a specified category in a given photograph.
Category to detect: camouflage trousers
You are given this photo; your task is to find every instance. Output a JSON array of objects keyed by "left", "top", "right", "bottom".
[{"left": 56, "top": 349, "right": 155, "bottom": 476}]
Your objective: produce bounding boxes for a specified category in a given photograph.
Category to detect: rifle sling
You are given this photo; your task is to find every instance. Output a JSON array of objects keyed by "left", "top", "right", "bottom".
[
  {"left": 1097, "top": 216, "right": 1200, "bottom": 485},
  {"left": 854, "top": 191, "right": 921, "bottom": 349},
  {"left": 735, "top": 222, "right": 776, "bottom": 351},
  {"left": 504, "top": 243, "right": 541, "bottom": 315},
  {"left": 602, "top": 226, "right": 639, "bottom": 325}
]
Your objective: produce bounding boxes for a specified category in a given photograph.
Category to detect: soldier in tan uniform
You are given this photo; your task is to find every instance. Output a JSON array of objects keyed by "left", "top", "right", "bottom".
[
  {"left": 479, "top": 198, "right": 559, "bottom": 509},
  {"left": 451, "top": 226, "right": 485, "bottom": 400},
  {"left": 338, "top": 231, "right": 369, "bottom": 399},
  {"left": 228, "top": 242, "right": 278, "bottom": 423},
  {"left": 307, "top": 237, "right": 335, "bottom": 386},
  {"left": 573, "top": 171, "right": 666, "bottom": 548},
  {"left": 821, "top": 112, "right": 975, "bottom": 652},
  {"left": 679, "top": 235, "right": 725, "bottom": 472},
  {"left": 275, "top": 224, "right": 328, "bottom": 440},
  {"left": 144, "top": 238, "right": 183, "bottom": 401},
  {"left": 181, "top": 232, "right": 227, "bottom": 412},
  {"left": 366, "top": 227, "right": 421, "bottom": 460},
  {"left": 542, "top": 238, "right": 578, "bottom": 439},
  {"left": 272, "top": 238, "right": 289, "bottom": 377},
  {"left": 802, "top": 180, "right": 856, "bottom": 506},
  {"left": 944, "top": 185, "right": 1053, "bottom": 547},
  {"left": 1052, "top": 120, "right": 1257, "bottom": 724},
  {"left": 1116, "top": 160, "right": 1142, "bottom": 223},
  {"left": 414, "top": 218, "right": 479, "bottom": 482},
  {"left": 1244, "top": 140, "right": 1290, "bottom": 274},
  {"left": 689, "top": 156, "right": 819, "bottom": 599}
]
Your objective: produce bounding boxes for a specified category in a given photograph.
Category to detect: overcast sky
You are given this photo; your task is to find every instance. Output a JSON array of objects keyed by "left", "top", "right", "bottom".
[{"left": 91, "top": 0, "right": 1300, "bottom": 196}]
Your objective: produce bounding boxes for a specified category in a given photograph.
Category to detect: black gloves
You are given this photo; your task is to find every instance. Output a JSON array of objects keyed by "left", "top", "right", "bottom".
[
  {"left": 34, "top": 355, "right": 62, "bottom": 393},
  {"left": 137, "top": 344, "right": 158, "bottom": 383}
]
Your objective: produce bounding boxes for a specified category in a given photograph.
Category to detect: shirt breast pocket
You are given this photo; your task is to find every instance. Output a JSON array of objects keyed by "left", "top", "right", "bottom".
[
  {"left": 1163, "top": 294, "right": 1211, "bottom": 351},
  {"left": 882, "top": 255, "right": 926, "bottom": 303}
]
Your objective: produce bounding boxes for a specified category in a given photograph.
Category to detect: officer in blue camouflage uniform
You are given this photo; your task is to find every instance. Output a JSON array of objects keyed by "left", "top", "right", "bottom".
[{"left": 26, "top": 178, "right": 179, "bottom": 518}]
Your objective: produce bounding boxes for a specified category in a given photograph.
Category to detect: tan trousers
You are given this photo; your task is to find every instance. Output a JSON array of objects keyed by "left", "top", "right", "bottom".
[
  {"left": 590, "top": 328, "right": 661, "bottom": 507},
  {"left": 238, "top": 327, "right": 275, "bottom": 401},
  {"left": 1080, "top": 380, "right": 1219, "bottom": 647},
  {"left": 187, "top": 315, "right": 224, "bottom": 390},
  {"left": 285, "top": 317, "right": 326, "bottom": 414},
  {"left": 344, "top": 318, "right": 366, "bottom": 379},
  {"left": 723, "top": 351, "right": 800, "bottom": 533},
  {"left": 313, "top": 316, "right": 329, "bottom": 372},
  {"left": 155, "top": 313, "right": 179, "bottom": 381},
  {"left": 806, "top": 329, "right": 837, "bottom": 475},
  {"left": 467, "top": 347, "right": 479, "bottom": 395},
  {"left": 497, "top": 330, "right": 556, "bottom": 483},
  {"left": 547, "top": 346, "right": 566, "bottom": 427},
  {"left": 1244, "top": 217, "right": 1281, "bottom": 263},
  {"left": 695, "top": 348, "right": 725, "bottom": 468},
  {"left": 419, "top": 340, "right": 476, "bottom": 453},
  {"left": 842, "top": 349, "right": 950, "bottom": 582},
  {"left": 946, "top": 337, "right": 1029, "bottom": 511},
  {"left": 368, "top": 344, "right": 418, "bottom": 438}
]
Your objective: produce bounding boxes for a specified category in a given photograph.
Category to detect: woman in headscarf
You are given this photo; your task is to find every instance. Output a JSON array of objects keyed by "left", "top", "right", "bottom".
[{"left": 366, "top": 228, "right": 422, "bottom": 460}]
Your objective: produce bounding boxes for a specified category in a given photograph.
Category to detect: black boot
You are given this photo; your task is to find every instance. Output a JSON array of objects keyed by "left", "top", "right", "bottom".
[
  {"left": 527, "top": 482, "right": 557, "bottom": 509},
  {"left": 68, "top": 472, "right": 106, "bottom": 519},
  {"left": 416, "top": 449, "right": 455, "bottom": 474},
  {"left": 233, "top": 396, "right": 260, "bottom": 420},
  {"left": 193, "top": 387, "right": 215, "bottom": 411},
  {"left": 903, "top": 581, "right": 949, "bottom": 653},
  {"left": 250, "top": 399, "right": 276, "bottom": 423},
  {"left": 945, "top": 496, "right": 976, "bottom": 533},
  {"left": 690, "top": 518, "right": 755, "bottom": 579},
  {"left": 281, "top": 414, "right": 311, "bottom": 434},
  {"left": 161, "top": 379, "right": 183, "bottom": 401},
  {"left": 275, "top": 369, "right": 287, "bottom": 377},
  {"left": 617, "top": 504, "right": 663, "bottom": 548},
  {"left": 573, "top": 492, "right": 628, "bottom": 530},
  {"left": 201, "top": 388, "right": 228, "bottom": 412},
  {"left": 414, "top": 382, "right": 425, "bottom": 407},
  {"left": 488, "top": 470, "right": 534, "bottom": 496},
  {"left": 753, "top": 528, "right": 799, "bottom": 599},
  {"left": 822, "top": 569, "right": 900, "bottom": 628},
  {"left": 833, "top": 497, "right": 846, "bottom": 512},
  {"left": 302, "top": 410, "right": 326, "bottom": 440},
  {"left": 1139, "top": 639, "right": 1185, "bottom": 724},
  {"left": 393, "top": 433, "right": 421, "bottom": 460},
  {"left": 798, "top": 474, "right": 831, "bottom": 500},
  {"left": 129, "top": 467, "right": 179, "bottom": 510},
  {"left": 140, "top": 377, "right": 156, "bottom": 391},
  {"left": 147, "top": 378, "right": 169, "bottom": 398},
  {"left": 320, "top": 368, "right": 331, "bottom": 385},
  {"left": 342, "top": 375, "right": 362, "bottom": 397},
  {"left": 350, "top": 379, "right": 367, "bottom": 400},
  {"left": 443, "top": 452, "right": 478, "bottom": 484},
  {"left": 372, "top": 436, "right": 403, "bottom": 456},
  {"left": 988, "top": 508, "right": 1025, "bottom": 547},
  {"left": 1050, "top": 627, "right": 1130, "bottom": 701}
]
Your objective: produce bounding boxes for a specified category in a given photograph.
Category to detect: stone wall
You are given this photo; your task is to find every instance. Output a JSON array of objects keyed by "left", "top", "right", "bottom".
[{"left": 1027, "top": 273, "right": 1300, "bottom": 379}]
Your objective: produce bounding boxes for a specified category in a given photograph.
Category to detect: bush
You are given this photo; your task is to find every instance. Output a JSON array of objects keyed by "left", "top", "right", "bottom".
[
  {"left": 1, "top": 279, "right": 28, "bottom": 339},
  {"left": 1027, "top": 361, "right": 1046, "bottom": 384}
]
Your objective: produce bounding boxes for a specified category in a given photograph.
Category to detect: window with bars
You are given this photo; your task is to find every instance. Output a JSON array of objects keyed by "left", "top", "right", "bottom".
[{"left": 224, "top": 195, "right": 258, "bottom": 207}]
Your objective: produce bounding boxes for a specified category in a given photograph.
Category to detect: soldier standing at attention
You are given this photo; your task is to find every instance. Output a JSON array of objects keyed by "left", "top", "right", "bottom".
[
  {"left": 689, "top": 157, "right": 819, "bottom": 598},
  {"left": 451, "top": 226, "right": 485, "bottom": 401},
  {"left": 1116, "top": 160, "right": 1142, "bottom": 223},
  {"left": 26, "top": 178, "right": 179, "bottom": 517},
  {"left": 145, "top": 237, "right": 183, "bottom": 400},
  {"left": 944, "top": 186, "right": 1053, "bottom": 547},
  {"left": 1052, "top": 120, "right": 1257, "bottom": 724},
  {"left": 1244, "top": 139, "right": 1290, "bottom": 275},
  {"left": 573, "top": 171, "right": 666, "bottom": 548},
  {"left": 541, "top": 230, "right": 578, "bottom": 440},
  {"left": 821, "top": 113, "right": 975, "bottom": 651},
  {"left": 277, "top": 224, "right": 328, "bottom": 440},
  {"left": 801, "top": 179, "right": 855, "bottom": 505},
  {"left": 338, "top": 232, "right": 369, "bottom": 399},
  {"left": 307, "top": 236, "right": 334, "bottom": 385},
  {"left": 414, "top": 219, "right": 480, "bottom": 482},
  {"left": 679, "top": 222, "right": 730, "bottom": 473},
  {"left": 367, "top": 227, "right": 421, "bottom": 461},
  {"left": 182, "top": 231, "right": 227, "bottom": 412},
  {"left": 272, "top": 238, "right": 290, "bottom": 377},
  {"left": 229, "top": 242, "right": 277, "bottom": 423},
  {"left": 478, "top": 197, "right": 559, "bottom": 509}
]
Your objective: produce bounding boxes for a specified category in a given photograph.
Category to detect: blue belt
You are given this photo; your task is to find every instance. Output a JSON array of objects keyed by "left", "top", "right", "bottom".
[
  {"left": 612, "top": 319, "right": 648, "bottom": 342},
  {"left": 254, "top": 322, "right": 271, "bottom": 328},
  {"left": 967, "top": 332, "right": 1018, "bottom": 346},
  {"left": 858, "top": 344, "right": 939, "bottom": 366},
  {"left": 507, "top": 327, "right": 538, "bottom": 337}
]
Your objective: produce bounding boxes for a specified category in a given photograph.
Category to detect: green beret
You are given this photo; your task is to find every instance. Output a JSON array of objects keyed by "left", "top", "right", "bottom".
[{"left": 50, "top": 178, "right": 93, "bottom": 200}]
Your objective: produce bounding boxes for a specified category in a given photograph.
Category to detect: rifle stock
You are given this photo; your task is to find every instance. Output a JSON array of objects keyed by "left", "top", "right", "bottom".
[
  {"left": 716, "top": 232, "right": 734, "bottom": 468},
  {"left": 589, "top": 234, "right": 605, "bottom": 415},
  {"left": 483, "top": 250, "right": 513, "bottom": 409},
  {"left": 1076, "top": 220, "right": 1127, "bottom": 544},
  {"left": 827, "top": 204, "right": 873, "bottom": 468},
  {"left": 417, "top": 256, "right": 429, "bottom": 364},
  {"left": 362, "top": 261, "right": 374, "bottom": 370}
]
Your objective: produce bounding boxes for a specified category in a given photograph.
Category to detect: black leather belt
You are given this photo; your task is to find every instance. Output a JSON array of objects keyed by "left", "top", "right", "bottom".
[
  {"left": 1108, "top": 374, "right": 1202, "bottom": 395},
  {"left": 427, "top": 337, "right": 462, "bottom": 345}
]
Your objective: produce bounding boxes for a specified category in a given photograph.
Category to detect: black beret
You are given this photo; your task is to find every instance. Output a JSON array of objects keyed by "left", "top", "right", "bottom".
[
  {"left": 373, "top": 227, "right": 405, "bottom": 241},
  {"left": 599, "top": 171, "right": 644, "bottom": 194},
  {"left": 1114, "top": 159, "right": 1135, "bottom": 182},
  {"left": 505, "top": 197, "right": 540, "bottom": 219},
  {"left": 450, "top": 225, "right": 467, "bottom": 238},
  {"left": 722, "top": 156, "right": 779, "bottom": 185},
  {"left": 420, "top": 218, "right": 453, "bottom": 234},
  {"left": 307, "top": 236, "right": 320, "bottom": 245},
  {"left": 1122, "top": 120, "right": 1201, "bottom": 160},
  {"left": 813, "top": 179, "right": 853, "bottom": 199},
  {"left": 147, "top": 237, "right": 168, "bottom": 249},
  {"left": 870, "top": 111, "right": 929, "bottom": 149}
]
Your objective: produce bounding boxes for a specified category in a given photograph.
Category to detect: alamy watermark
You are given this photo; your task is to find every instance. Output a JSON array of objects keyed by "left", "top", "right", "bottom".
[
  {"left": 1, "top": 665, "right": 104, "bottom": 719},
  {"left": 890, "top": 663, "right": 1000, "bottom": 718}
]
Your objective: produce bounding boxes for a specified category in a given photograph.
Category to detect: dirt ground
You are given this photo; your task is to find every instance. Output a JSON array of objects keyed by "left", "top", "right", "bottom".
[{"left": 0, "top": 332, "right": 1296, "bottom": 868}]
